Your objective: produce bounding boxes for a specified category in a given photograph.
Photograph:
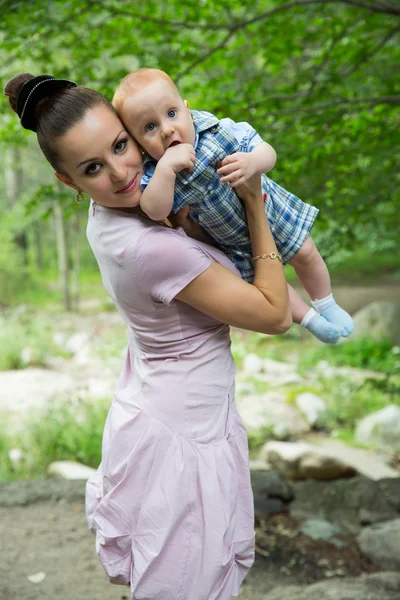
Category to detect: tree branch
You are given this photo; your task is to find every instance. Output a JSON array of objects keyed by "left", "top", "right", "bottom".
[
  {"left": 175, "top": 30, "right": 237, "bottom": 83},
  {"left": 266, "top": 95, "right": 400, "bottom": 115},
  {"left": 341, "top": 23, "right": 400, "bottom": 76}
]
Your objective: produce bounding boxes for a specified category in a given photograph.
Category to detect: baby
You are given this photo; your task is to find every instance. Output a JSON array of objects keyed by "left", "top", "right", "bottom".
[{"left": 113, "top": 68, "right": 354, "bottom": 343}]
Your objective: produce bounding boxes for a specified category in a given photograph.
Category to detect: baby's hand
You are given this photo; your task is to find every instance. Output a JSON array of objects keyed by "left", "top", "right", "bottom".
[
  {"left": 217, "top": 152, "right": 256, "bottom": 188},
  {"left": 160, "top": 143, "right": 196, "bottom": 174}
]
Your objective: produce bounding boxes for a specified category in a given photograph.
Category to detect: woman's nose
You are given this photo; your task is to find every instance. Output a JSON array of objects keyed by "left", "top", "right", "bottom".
[{"left": 110, "top": 160, "right": 127, "bottom": 181}]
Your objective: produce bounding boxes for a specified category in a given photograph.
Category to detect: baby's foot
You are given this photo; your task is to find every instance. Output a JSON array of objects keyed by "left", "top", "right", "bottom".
[
  {"left": 301, "top": 307, "right": 341, "bottom": 344},
  {"left": 312, "top": 293, "right": 354, "bottom": 337}
]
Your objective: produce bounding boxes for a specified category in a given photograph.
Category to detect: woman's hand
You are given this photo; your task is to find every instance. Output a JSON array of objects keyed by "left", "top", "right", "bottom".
[
  {"left": 169, "top": 206, "right": 217, "bottom": 247},
  {"left": 234, "top": 172, "right": 263, "bottom": 205}
]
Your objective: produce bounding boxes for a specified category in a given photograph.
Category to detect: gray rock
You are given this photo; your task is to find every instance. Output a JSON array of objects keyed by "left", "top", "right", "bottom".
[
  {"left": 48, "top": 460, "right": 97, "bottom": 480},
  {"left": 291, "top": 476, "right": 400, "bottom": 534},
  {"left": 263, "top": 572, "right": 400, "bottom": 600},
  {"left": 295, "top": 393, "right": 327, "bottom": 427},
  {"left": 357, "top": 519, "right": 400, "bottom": 570},
  {"left": 351, "top": 301, "right": 400, "bottom": 345},
  {"left": 0, "top": 479, "right": 86, "bottom": 507},
  {"left": 251, "top": 469, "right": 294, "bottom": 520},
  {"left": 236, "top": 392, "right": 310, "bottom": 438},
  {"left": 355, "top": 405, "right": 400, "bottom": 453},
  {"left": 300, "top": 518, "right": 347, "bottom": 548},
  {"left": 263, "top": 441, "right": 357, "bottom": 481}
]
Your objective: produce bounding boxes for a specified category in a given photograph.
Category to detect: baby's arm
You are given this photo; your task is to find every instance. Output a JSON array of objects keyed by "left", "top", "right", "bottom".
[
  {"left": 141, "top": 144, "right": 196, "bottom": 221},
  {"left": 217, "top": 141, "right": 276, "bottom": 189}
]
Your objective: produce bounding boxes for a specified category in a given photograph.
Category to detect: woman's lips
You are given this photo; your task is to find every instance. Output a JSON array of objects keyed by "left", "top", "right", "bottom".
[{"left": 117, "top": 174, "right": 138, "bottom": 194}]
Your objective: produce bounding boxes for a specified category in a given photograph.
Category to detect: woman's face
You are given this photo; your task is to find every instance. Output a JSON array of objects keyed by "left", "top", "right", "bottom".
[{"left": 56, "top": 104, "right": 143, "bottom": 209}]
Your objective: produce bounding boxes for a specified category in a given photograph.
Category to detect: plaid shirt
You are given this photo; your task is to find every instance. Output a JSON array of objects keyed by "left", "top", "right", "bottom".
[{"left": 142, "top": 110, "right": 318, "bottom": 282}]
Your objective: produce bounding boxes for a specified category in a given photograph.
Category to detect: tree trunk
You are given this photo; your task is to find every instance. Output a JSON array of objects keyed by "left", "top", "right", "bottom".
[
  {"left": 5, "top": 147, "right": 28, "bottom": 265},
  {"left": 72, "top": 211, "right": 80, "bottom": 311},
  {"left": 53, "top": 191, "right": 71, "bottom": 311}
]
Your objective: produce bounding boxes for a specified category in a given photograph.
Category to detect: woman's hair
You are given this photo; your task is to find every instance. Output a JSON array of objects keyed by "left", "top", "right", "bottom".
[{"left": 4, "top": 73, "right": 115, "bottom": 175}]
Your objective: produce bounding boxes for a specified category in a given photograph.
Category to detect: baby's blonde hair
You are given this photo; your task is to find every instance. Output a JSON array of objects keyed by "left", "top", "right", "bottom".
[{"left": 112, "top": 68, "right": 181, "bottom": 113}]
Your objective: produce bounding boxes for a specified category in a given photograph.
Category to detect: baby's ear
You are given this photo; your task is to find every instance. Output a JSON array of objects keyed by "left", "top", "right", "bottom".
[{"left": 184, "top": 99, "right": 190, "bottom": 109}]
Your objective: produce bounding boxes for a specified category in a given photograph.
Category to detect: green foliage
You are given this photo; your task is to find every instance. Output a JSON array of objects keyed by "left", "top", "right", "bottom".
[
  {"left": 299, "top": 338, "right": 399, "bottom": 374},
  {"left": 0, "top": 310, "right": 70, "bottom": 370},
  {"left": 0, "top": 398, "right": 108, "bottom": 482},
  {"left": 0, "top": 0, "right": 399, "bottom": 258}
]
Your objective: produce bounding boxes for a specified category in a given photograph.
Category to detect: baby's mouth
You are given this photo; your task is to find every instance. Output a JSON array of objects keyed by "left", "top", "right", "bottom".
[{"left": 169, "top": 141, "right": 181, "bottom": 147}]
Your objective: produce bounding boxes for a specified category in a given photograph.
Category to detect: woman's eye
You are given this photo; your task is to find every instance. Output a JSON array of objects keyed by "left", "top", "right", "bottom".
[
  {"left": 115, "top": 139, "right": 128, "bottom": 153},
  {"left": 168, "top": 110, "right": 177, "bottom": 118},
  {"left": 85, "top": 163, "right": 101, "bottom": 175},
  {"left": 146, "top": 123, "right": 156, "bottom": 132}
]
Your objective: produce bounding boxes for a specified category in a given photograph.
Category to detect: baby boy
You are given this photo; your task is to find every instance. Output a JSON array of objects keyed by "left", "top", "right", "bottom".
[{"left": 112, "top": 68, "right": 354, "bottom": 343}]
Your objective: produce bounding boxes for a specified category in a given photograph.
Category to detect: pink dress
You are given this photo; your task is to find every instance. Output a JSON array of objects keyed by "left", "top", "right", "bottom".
[{"left": 85, "top": 203, "right": 255, "bottom": 600}]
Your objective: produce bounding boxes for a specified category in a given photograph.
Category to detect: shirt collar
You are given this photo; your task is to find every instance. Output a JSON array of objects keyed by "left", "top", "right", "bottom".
[{"left": 191, "top": 110, "right": 219, "bottom": 150}]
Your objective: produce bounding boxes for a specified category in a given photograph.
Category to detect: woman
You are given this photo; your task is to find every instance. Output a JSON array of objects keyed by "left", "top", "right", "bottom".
[{"left": 5, "top": 73, "right": 291, "bottom": 600}]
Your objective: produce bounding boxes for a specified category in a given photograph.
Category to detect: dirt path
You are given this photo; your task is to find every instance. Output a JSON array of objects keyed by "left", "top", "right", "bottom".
[{"left": 0, "top": 480, "right": 380, "bottom": 600}]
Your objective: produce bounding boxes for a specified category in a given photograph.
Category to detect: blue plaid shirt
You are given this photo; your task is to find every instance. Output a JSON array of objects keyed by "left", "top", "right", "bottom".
[{"left": 142, "top": 110, "right": 318, "bottom": 282}]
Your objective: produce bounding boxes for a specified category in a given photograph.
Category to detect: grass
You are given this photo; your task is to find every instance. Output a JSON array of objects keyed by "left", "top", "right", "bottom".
[
  {"left": 298, "top": 338, "right": 399, "bottom": 375},
  {"left": 0, "top": 397, "right": 108, "bottom": 482}
]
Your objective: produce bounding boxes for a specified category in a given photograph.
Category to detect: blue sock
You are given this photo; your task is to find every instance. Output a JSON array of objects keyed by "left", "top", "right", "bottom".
[
  {"left": 301, "top": 308, "right": 341, "bottom": 344},
  {"left": 312, "top": 293, "right": 354, "bottom": 337}
]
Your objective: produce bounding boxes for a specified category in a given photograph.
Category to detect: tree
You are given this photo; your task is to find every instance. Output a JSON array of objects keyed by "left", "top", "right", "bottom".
[{"left": 0, "top": 0, "right": 399, "bottom": 258}]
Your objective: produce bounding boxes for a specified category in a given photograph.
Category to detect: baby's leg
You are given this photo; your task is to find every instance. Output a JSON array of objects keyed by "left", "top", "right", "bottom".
[
  {"left": 288, "top": 284, "right": 341, "bottom": 344},
  {"left": 289, "top": 237, "right": 354, "bottom": 336}
]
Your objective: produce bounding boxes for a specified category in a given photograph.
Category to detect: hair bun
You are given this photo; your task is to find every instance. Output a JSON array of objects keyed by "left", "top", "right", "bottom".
[
  {"left": 4, "top": 73, "right": 77, "bottom": 132},
  {"left": 4, "top": 73, "right": 35, "bottom": 113}
]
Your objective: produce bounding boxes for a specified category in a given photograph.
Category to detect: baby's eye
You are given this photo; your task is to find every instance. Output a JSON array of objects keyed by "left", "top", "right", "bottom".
[
  {"left": 168, "top": 110, "right": 177, "bottom": 118},
  {"left": 115, "top": 139, "right": 128, "bottom": 153},
  {"left": 85, "top": 163, "right": 101, "bottom": 176},
  {"left": 146, "top": 123, "right": 156, "bottom": 132}
]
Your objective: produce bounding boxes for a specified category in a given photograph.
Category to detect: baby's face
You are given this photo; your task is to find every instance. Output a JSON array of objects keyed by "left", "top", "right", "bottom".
[{"left": 120, "top": 79, "right": 195, "bottom": 161}]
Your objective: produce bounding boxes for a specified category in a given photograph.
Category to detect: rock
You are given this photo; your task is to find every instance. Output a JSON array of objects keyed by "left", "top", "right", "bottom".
[
  {"left": 262, "top": 357, "right": 298, "bottom": 375},
  {"left": 295, "top": 393, "right": 327, "bottom": 427},
  {"left": 0, "top": 480, "right": 86, "bottom": 507},
  {"left": 251, "top": 469, "right": 294, "bottom": 521},
  {"left": 355, "top": 405, "right": 400, "bottom": 453},
  {"left": 48, "top": 460, "right": 96, "bottom": 480},
  {"left": 300, "top": 518, "right": 347, "bottom": 548},
  {"left": 263, "top": 572, "right": 400, "bottom": 600},
  {"left": 243, "top": 353, "right": 263, "bottom": 374},
  {"left": 357, "top": 519, "right": 400, "bottom": 570},
  {"left": 304, "top": 436, "right": 399, "bottom": 480},
  {"left": 290, "top": 476, "right": 400, "bottom": 534},
  {"left": 27, "top": 572, "right": 46, "bottom": 584},
  {"left": 236, "top": 392, "right": 310, "bottom": 438},
  {"left": 66, "top": 332, "right": 90, "bottom": 355},
  {"left": 351, "top": 301, "right": 400, "bottom": 345},
  {"left": 264, "top": 441, "right": 357, "bottom": 481},
  {"left": 0, "top": 368, "right": 76, "bottom": 427}
]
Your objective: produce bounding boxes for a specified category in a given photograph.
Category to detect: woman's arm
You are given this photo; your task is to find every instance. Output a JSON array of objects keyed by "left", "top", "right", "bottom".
[{"left": 175, "top": 174, "right": 291, "bottom": 335}]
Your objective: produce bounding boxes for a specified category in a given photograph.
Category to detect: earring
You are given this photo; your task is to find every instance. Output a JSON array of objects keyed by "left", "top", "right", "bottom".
[{"left": 75, "top": 190, "right": 85, "bottom": 204}]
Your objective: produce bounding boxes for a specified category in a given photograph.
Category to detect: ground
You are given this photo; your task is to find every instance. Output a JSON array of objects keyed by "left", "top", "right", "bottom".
[{"left": 0, "top": 484, "right": 379, "bottom": 600}]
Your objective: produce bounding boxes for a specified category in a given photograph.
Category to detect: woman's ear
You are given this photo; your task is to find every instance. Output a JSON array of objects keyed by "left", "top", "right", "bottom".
[{"left": 54, "top": 171, "right": 79, "bottom": 191}]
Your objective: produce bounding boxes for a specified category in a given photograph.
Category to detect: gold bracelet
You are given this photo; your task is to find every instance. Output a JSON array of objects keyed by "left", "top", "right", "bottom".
[{"left": 252, "top": 251, "right": 283, "bottom": 262}]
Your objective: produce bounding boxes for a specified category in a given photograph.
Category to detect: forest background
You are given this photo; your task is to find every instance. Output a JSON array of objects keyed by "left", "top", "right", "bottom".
[
  {"left": 0, "top": 0, "right": 399, "bottom": 308},
  {"left": 0, "top": 0, "right": 399, "bottom": 481}
]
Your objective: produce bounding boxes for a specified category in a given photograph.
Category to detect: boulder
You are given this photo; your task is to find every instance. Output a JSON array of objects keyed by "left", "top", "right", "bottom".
[
  {"left": 48, "top": 460, "right": 96, "bottom": 480},
  {"left": 251, "top": 469, "right": 294, "bottom": 520},
  {"left": 290, "top": 476, "right": 400, "bottom": 534},
  {"left": 357, "top": 519, "right": 400, "bottom": 570},
  {"left": 263, "top": 572, "right": 400, "bottom": 600},
  {"left": 351, "top": 301, "right": 400, "bottom": 345},
  {"left": 355, "top": 405, "right": 400, "bottom": 453},
  {"left": 295, "top": 393, "right": 327, "bottom": 427},
  {"left": 263, "top": 441, "right": 357, "bottom": 481}
]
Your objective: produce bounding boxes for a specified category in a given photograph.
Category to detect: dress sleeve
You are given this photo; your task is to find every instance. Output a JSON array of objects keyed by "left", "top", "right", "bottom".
[
  {"left": 135, "top": 228, "right": 212, "bottom": 305},
  {"left": 219, "top": 117, "right": 264, "bottom": 153}
]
